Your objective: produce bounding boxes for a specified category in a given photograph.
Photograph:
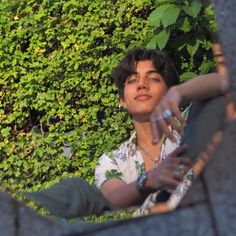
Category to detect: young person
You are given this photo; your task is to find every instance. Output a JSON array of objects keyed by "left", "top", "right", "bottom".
[{"left": 95, "top": 49, "right": 227, "bottom": 209}]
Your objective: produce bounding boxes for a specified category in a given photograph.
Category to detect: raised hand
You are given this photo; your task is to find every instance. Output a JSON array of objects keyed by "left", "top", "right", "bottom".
[
  {"left": 145, "top": 145, "right": 191, "bottom": 191},
  {"left": 150, "top": 86, "right": 186, "bottom": 144},
  {"left": 150, "top": 73, "right": 224, "bottom": 144}
]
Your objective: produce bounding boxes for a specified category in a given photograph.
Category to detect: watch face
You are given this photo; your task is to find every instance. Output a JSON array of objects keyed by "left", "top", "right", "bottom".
[{"left": 136, "top": 171, "right": 148, "bottom": 193}]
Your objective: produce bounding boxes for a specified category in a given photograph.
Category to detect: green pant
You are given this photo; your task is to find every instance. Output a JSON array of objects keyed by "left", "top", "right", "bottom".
[
  {"left": 156, "top": 96, "right": 226, "bottom": 203},
  {"left": 180, "top": 96, "right": 226, "bottom": 161}
]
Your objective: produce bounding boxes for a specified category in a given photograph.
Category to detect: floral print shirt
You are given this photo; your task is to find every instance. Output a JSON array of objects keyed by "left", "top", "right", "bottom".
[
  {"left": 95, "top": 107, "right": 193, "bottom": 214},
  {"left": 95, "top": 130, "right": 194, "bottom": 214},
  {"left": 95, "top": 131, "right": 181, "bottom": 189}
]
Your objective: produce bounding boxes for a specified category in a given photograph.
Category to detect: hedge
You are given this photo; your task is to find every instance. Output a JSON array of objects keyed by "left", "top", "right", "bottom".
[{"left": 0, "top": 0, "right": 155, "bottom": 193}]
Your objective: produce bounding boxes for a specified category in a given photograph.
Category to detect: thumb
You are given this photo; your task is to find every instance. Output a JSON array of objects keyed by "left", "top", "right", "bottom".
[{"left": 169, "top": 144, "right": 188, "bottom": 158}]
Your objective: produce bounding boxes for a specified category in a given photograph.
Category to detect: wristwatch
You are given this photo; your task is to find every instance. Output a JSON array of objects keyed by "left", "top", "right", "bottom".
[{"left": 135, "top": 170, "right": 150, "bottom": 194}]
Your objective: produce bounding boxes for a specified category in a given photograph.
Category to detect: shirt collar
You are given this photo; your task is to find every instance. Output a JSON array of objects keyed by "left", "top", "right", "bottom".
[{"left": 128, "top": 132, "right": 137, "bottom": 146}]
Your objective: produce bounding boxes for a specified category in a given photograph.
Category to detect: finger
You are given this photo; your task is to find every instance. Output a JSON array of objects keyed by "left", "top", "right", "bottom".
[
  {"left": 170, "top": 104, "right": 186, "bottom": 127},
  {"left": 169, "top": 145, "right": 188, "bottom": 157},
  {"left": 150, "top": 109, "right": 163, "bottom": 144},
  {"left": 157, "top": 118, "right": 176, "bottom": 142},
  {"left": 151, "top": 105, "right": 177, "bottom": 142},
  {"left": 171, "top": 164, "right": 190, "bottom": 180},
  {"left": 165, "top": 158, "right": 191, "bottom": 172},
  {"left": 164, "top": 115, "right": 184, "bottom": 136},
  {"left": 172, "top": 170, "right": 184, "bottom": 180},
  {"left": 150, "top": 115, "right": 161, "bottom": 144},
  {"left": 159, "top": 176, "right": 180, "bottom": 189},
  {"left": 178, "top": 157, "right": 192, "bottom": 167}
]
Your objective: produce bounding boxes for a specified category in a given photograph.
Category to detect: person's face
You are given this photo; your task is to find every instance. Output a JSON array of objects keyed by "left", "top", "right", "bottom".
[{"left": 120, "top": 60, "right": 168, "bottom": 120}]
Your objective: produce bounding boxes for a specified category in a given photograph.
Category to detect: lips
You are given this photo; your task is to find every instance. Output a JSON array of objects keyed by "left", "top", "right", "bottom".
[{"left": 135, "top": 94, "right": 152, "bottom": 101}]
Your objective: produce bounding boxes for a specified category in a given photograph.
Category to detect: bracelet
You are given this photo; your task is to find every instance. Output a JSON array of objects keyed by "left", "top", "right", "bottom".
[{"left": 136, "top": 171, "right": 152, "bottom": 194}]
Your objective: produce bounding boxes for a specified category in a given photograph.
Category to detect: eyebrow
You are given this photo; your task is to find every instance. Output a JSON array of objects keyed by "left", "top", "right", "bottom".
[
  {"left": 146, "top": 69, "right": 159, "bottom": 74},
  {"left": 131, "top": 69, "right": 159, "bottom": 76}
]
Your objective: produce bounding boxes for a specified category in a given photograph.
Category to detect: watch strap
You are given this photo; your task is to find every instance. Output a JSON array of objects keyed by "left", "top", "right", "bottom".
[{"left": 135, "top": 170, "right": 150, "bottom": 194}]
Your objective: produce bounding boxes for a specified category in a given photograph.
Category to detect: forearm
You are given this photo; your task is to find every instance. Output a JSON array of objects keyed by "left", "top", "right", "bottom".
[
  {"left": 176, "top": 73, "right": 229, "bottom": 104},
  {"left": 100, "top": 147, "right": 192, "bottom": 208},
  {"left": 101, "top": 182, "right": 147, "bottom": 209}
]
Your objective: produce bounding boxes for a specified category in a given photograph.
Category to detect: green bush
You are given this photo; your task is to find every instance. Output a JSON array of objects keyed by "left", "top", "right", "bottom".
[
  {"left": 0, "top": 0, "right": 154, "bottom": 192},
  {"left": 0, "top": 0, "right": 216, "bottom": 196}
]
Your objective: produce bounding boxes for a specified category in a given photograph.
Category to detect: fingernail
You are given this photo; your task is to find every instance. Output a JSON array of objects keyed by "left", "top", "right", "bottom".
[
  {"left": 171, "top": 138, "right": 177, "bottom": 144},
  {"left": 152, "top": 137, "right": 159, "bottom": 144}
]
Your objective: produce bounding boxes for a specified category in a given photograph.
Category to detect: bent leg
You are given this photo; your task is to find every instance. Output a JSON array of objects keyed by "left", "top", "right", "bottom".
[{"left": 180, "top": 95, "right": 226, "bottom": 161}]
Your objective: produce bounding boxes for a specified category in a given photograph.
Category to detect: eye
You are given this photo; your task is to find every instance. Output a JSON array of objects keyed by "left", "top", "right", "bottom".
[
  {"left": 149, "top": 77, "right": 160, "bottom": 82},
  {"left": 126, "top": 77, "right": 138, "bottom": 84}
]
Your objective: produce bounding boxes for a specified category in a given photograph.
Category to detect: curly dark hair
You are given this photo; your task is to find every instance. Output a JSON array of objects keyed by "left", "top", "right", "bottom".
[{"left": 112, "top": 49, "right": 179, "bottom": 98}]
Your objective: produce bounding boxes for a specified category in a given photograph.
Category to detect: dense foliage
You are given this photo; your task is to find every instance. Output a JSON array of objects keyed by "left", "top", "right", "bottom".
[
  {"left": 146, "top": 0, "right": 216, "bottom": 80},
  {"left": 0, "top": 0, "right": 215, "bottom": 196},
  {"left": 0, "top": 0, "right": 154, "bottom": 192}
]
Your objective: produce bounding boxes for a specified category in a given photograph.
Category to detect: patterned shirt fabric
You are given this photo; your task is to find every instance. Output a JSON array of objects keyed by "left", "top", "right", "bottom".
[
  {"left": 95, "top": 108, "right": 193, "bottom": 215},
  {"left": 95, "top": 132, "right": 180, "bottom": 189}
]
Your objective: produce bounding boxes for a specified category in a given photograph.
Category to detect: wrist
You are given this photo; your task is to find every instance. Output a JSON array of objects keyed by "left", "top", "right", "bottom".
[
  {"left": 170, "top": 86, "right": 184, "bottom": 105},
  {"left": 143, "top": 171, "right": 159, "bottom": 193},
  {"left": 136, "top": 170, "right": 156, "bottom": 194}
]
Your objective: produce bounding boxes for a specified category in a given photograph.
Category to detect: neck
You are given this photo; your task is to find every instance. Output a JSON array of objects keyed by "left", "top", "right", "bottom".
[
  {"left": 133, "top": 118, "right": 163, "bottom": 171},
  {"left": 133, "top": 118, "right": 163, "bottom": 147}
]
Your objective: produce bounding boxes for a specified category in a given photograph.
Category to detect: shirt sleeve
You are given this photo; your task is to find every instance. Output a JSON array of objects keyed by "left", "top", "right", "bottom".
[{"left": 94, "top": 152, "right": 124, "bottom": 189}]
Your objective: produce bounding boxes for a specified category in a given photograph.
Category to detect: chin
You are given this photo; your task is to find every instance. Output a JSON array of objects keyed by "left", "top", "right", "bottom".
[{"left": 131, "top": 110, "right": 153, "bottom": 121}]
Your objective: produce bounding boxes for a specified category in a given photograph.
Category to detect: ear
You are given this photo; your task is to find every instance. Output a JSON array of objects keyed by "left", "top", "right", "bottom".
[{"left": 120, "top": 98, "right": 127, "bottom": 109}]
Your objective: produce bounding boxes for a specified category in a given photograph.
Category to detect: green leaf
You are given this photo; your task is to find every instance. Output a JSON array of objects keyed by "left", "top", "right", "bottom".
[
  {"left": 148, "top": 4, "right": 172, "bottom": 27},
  {"left": 1, "top": 127, "right": 11, "bottom": 137},
  {"left": 156, "top": 29, "right": 170, "bottom": 50},
  {"left": 180, "top": 17, "right": 191, "bottom": 32},
  {"left": 183, "top": 6, "right": 193, "bottom": 17},
  {"left": 105, "top": 169, "right": 122, "bottom": 180},
  {"left": 161, "top": 5, "right": 180, "bottom": 28},
  {"left": 180, "top": 72, "right": 198, "bottom": 82},
  {"left": 156, "top": 0, "right": 173, "bottom": 5},
  {"left": 187, "top": 40, "right": 200, "bottom": 57},
  {"left": 191, "top": 0, "right": 203, "bottom": 18},
  {"left": 200, "top": 61, "right": 215, "bottom": 74},
  {"left": 146, "top": 35, "right": 158, "bottom": 49},
  {"left": 183, "top": 0, "right": 202, "bottom": 18}
]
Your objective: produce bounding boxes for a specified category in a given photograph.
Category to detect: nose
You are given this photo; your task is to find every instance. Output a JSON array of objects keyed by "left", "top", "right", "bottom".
[{"left": 137, "top": 76, "right": 149, "bottom": 90}]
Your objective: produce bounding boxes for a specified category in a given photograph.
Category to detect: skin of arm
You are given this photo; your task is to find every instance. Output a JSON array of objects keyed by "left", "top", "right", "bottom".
[
  {"left": 100, "top": 179, "right": 147, "bottom": 208},
  {"left": 151, "top": 73, "right": 229, "bottom": 143},
  {"left": 174, "top": 72, "right": 228, "bottom": 104},
  {"left": 100, "top": 145, "right": 191, "bottom": 209}
]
